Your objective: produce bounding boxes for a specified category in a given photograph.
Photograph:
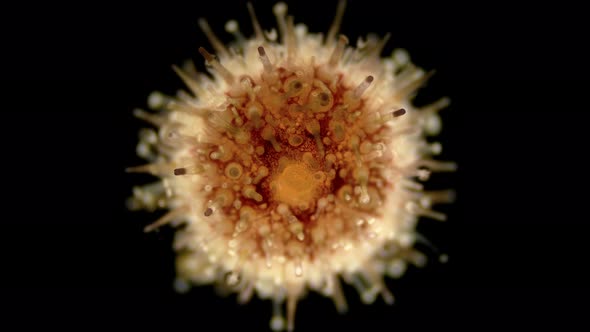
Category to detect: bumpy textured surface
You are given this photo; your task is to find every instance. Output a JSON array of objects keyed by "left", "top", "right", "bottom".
[{"left": 128, "top": 1, "right": 455, "bottom": 331}]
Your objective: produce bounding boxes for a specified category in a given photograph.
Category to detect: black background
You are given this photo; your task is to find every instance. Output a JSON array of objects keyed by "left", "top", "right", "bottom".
[{"left": 2, "top": 0, "right": 588, "bottom": 330}]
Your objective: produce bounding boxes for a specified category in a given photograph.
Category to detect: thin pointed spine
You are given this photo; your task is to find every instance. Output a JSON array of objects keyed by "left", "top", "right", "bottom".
[
  {"left": 326, "top": 0, "right": 347, "bottom": 46},
  {"left": 144, "top": 207, "right": 187, "bottom": 232},
  {"left": 247, "top": 2, "right": 265, "bottom": 40},
  {"left": 273, "top": 2, "right": 288, "bottom": 42},
  {"left": 258, "top": 46, "right": 274, "bottom": 73},
  {"left": 172, "top": 65, "right": 203, "bottom": 97},
  {"left": 285, "top": 15, "right": 297, "bottom": 61},
  {"left": 198, "top": 47, "right": 235, "bottom": 84},
  {"left": 198, "top": 18, "right": 229, "bottom": 58},
  {"left": 329, "top": 35, "right": 349, "bottom": 67},
  {"left": 286, "top": 294, "right": 297, "bottom": 332}
]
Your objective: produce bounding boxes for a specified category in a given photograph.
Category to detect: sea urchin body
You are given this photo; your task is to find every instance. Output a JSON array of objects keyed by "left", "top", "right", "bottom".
[{"left": 128, "top": 1, "right": 455, "bottom": 331}]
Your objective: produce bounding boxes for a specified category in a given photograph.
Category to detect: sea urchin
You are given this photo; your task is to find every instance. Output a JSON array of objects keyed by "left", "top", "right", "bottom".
[{"left": 128, "top": 1, "right": 455, "bottom": 330}]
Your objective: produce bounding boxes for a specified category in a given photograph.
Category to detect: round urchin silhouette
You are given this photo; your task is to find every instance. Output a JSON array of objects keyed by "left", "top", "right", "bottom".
[{"left": 128, "top": 1, "right": 455, "bottom": 331}]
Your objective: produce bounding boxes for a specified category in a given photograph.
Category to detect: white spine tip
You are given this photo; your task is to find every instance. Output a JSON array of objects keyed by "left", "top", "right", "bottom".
[
  {"left": 147, "top": 91, "right": 165, "bottom": 110},
  {"left": 294, "top": 263, "right": 303, "bottom": 277},
  {"left": 273, "top": 2, "right": 287, "bottom": 16},
  {"left": 225, "top": 20, "right": 238, "bottom": 33},
  {"left": 226, "top": 271, "right": 241, "bottom": 286},
  {"left": 270, "top": 316, "right": 285, "bottom": 331},
  {"left": 393, "top": 48, "right": 410, "bottom": 65}
]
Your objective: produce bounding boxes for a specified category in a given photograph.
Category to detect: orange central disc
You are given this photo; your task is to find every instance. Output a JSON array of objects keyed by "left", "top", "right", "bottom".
[{"left": 271, "top": 162, "right": 321, "bottom": 209}]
